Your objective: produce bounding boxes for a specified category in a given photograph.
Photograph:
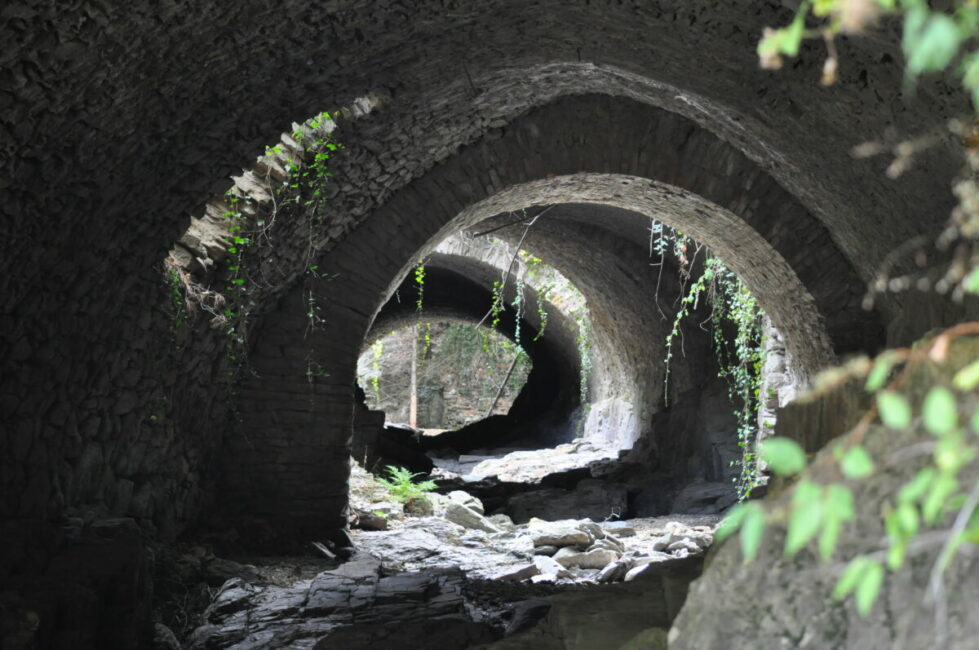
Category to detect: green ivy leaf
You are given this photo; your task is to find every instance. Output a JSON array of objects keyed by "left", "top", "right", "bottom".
[
  {"left": 813, "top": 0, "right": 835, "bottom": 17},
  {"left": 895, "top": 502, "right": 920, "bottom": 537},
  {"left": 953, "top": 359, "right": 979, "bottom": 391},
  {"left": 902, "top": 6, "right": 928, "bottom": 59},
  {"left": 964, "top": 267, "right": 979, "bottom": 294},
  {"left": 715, "top": 503, "right": 749, "bottom": 542},
  {"left": 878, "top": 391, "right": 912, "bottom": 429},
  {"left": 888, "top": 538, "right": 909, "bottom": 571},
  {"left": 905, "top": 14, "right": 962, "bottom": 78},
  {"left": 757, "top": 7, "right": 807, "bottom": 61},
  {"left": 899, "top": 467, "right": 936, "bottom": 503},
  {"left": 923, "top": 386, "right": 958, "bottom": 435},
  {"left": 884, "top": 503, "right": 916, "bottom": 572},
  {"left": 962, "top": 51, "right": 979, "bottom": 112},
  {"left": 819, "top": 517, "right": 842, "bottom": 562},
  {"left": 923, "top": 471, "right": 958, "bottom": 525},
  {"left": 741, "top": 504, "right": 766, "bottom": 563},
  {"left": 865, "top": 351, "right": 901, "bottom": 392},
  {"left": 834, "top": 557, "right": 870, "bottom": 599},
  {"left": 826, "top": 484, "right": 856, "bottom": 519},
  {"left": 855, "top": 561, "right": 884, "bottom": 617},
  {"left": 884, "top": 507, "right": 902, "bottom": 540},
  {"left": 841, "top": 445, "right": 875, "bottom": 479},
  {"left": 935, "top": 434, "right": 972, "bottom": 471},
  {"left": 780, "top": 10, "right": 807, "bottom": 57},
  {"left": 785, "top": 480, "right": 823, "bottom": 555},
  {"left": 760, "top": 437, "right": 807, "bottom": 475}
]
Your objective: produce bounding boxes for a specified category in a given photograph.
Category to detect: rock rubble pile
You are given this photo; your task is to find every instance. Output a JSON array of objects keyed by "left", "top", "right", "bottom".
[{"left": 352, "top": 486, "right": 717, "bottom": 586}]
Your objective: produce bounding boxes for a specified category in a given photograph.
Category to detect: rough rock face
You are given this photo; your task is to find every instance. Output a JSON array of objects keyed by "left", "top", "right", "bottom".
[
  {"left": 669, "top": 337, "right": 979, "bottom": 649},
  {"left": 672, "top": 426, "right": 979, "bottom": 649},
  {"left": 755, "top": 317, "right": 802, "bottom": 443},
  {"left": 508, "top": 478, "right": 629, "bottom": 523},
  {"left": 188, "top": 555, "right": 498, "bottom": 649},
  {"left": 668, "top": 481, "right": 738, "bottom": 514},
  {"left": 186, "top": 540, "right": 706, "bottom": 650},
  {"left": 486, "top": 555, "right": 703, "bottom": 650},
  {"left": 528, "top": 520, "right": 593, "bottom": 549}
]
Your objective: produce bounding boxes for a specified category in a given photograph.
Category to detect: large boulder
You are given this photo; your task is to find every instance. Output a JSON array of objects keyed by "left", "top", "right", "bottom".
[
  {"left": 650, "top": 521, "right": 712, "bottom": 553},
  {"left": 443, "top": 502, "right": 501, "bottom": 534},
  {"left": 527, "top": 520, "right": 592, "bottom": 549},
  {"left": 532, "top": 555, "right": 572, "bottom": 580},
  {"left": 552, "top": 547, "right": 619, "bottom": 570},
  {"left": 352, "top": 517, "right": 528, "bottom": 578},
  {"left": 446, "top": 491, "right": 485, "bottom": 514}
]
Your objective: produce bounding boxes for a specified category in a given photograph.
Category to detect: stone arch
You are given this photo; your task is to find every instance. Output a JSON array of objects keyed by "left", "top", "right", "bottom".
[
  {"left": 440, "top": 175, "right": 835, "bottom": 375},
  {"left": 365, "top": 254, "right": 583, "bottom": 449},
  {"left": 224, "top": 95, "right": 881, "bottom": 544}
]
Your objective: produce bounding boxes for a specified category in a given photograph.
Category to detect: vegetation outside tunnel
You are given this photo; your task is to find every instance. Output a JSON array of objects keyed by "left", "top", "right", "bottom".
[{"left": 357, "top": 322, "right": 532, "bottom": 430}]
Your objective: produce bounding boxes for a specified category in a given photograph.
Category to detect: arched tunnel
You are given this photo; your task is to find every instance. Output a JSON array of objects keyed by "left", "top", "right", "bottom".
[
  {"left": 355, "top": 250, "right": 584, "bottom": 461},
  {"left": 3, "top": 2, "right": 978, "bottom": 648}
]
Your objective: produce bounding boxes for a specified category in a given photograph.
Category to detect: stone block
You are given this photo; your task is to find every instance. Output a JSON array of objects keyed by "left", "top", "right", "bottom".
[{"left": 443, "top": 502, "right": 501, "bottom": 534}]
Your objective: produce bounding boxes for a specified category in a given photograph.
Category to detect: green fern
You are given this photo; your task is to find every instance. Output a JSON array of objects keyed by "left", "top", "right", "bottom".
[{"left": 375, "top": 465, "right": 437, "bottom": 502}]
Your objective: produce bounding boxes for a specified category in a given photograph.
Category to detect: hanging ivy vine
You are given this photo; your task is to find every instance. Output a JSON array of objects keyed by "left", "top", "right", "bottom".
[
  {"left": 369, "top": 340, "right": 384, "bottom": 400},
  {"left": 414, "top": 260, "right": 426, "bottom": 312},
  {"left": 657, "top": 225, "right": 767, "bottom": 500}
]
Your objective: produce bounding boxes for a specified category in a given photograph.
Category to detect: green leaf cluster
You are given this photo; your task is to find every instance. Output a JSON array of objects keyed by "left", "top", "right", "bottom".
[{"left": 737, "top": 342, "right": 979, "bottom": 618}]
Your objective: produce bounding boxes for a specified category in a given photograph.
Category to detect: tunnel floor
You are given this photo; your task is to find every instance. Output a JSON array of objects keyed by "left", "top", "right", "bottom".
[
  {"left": 182, "top": 521, "right": 717, "bottom": 649},
  {"left": 171, "top": 458, "right": 720, "bottom": 649}
]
